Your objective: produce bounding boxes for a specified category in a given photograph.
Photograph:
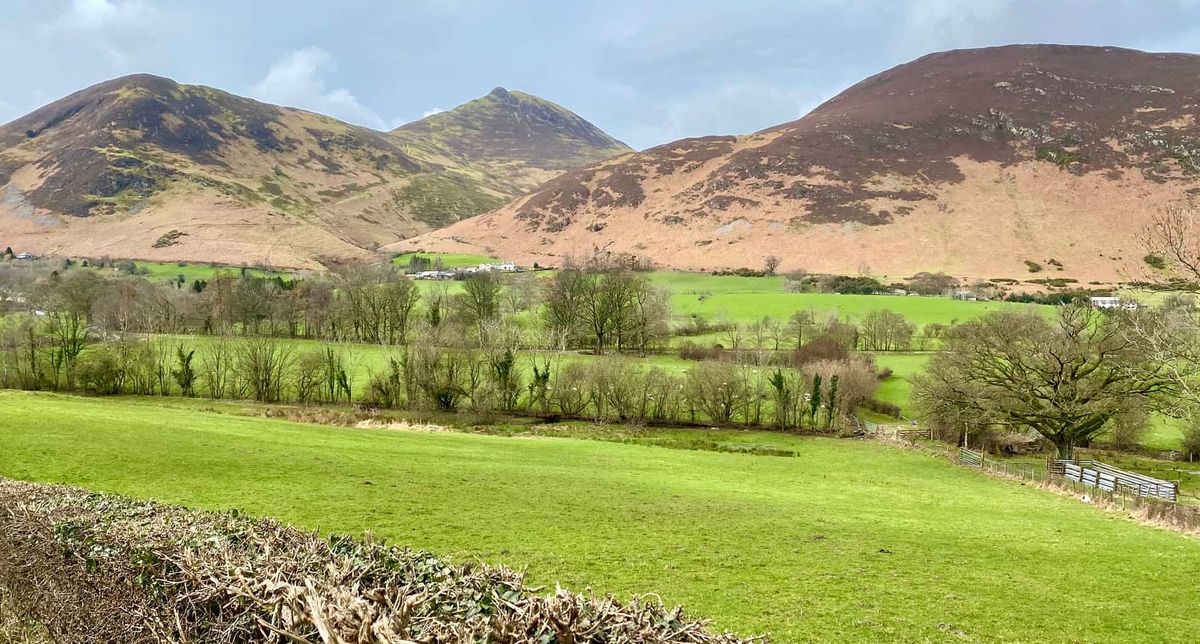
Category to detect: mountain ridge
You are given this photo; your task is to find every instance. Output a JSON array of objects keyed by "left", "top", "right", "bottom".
[
  {"left": 391, "top": 44, "right": 1200, "bottom": 282},
  {"left": 0, "top": 74, "right": 630, "bottom": 268}
]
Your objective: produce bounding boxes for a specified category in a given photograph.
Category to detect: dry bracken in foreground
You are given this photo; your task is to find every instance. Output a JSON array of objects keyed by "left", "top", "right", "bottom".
[{"left": 0, "top": 478, "right": 761, "bottom": 643}]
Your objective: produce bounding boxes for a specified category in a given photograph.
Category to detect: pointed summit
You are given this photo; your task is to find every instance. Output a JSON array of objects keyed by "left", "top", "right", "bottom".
[
  {"left": 0, "top": 76, "right": 630, "bottom": 269},
  {"left": 396, "top": 45, "right": 1200, "bottom": 283},
  {"left": 393, "top": 88, "right": 631, "bottom": 176}
]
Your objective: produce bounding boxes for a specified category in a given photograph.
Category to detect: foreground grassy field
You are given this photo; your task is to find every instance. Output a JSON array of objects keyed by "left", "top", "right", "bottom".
[{"left": 1, "top": 391, "right": 1197, "bottom": 642}]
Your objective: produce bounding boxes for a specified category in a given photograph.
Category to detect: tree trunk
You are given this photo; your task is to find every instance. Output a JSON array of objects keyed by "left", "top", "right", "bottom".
[{"left": 1055, "top": 440, "right": 1075, "bottom": 460}]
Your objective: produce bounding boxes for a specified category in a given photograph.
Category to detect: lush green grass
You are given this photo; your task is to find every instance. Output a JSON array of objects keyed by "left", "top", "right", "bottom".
[
  {"left": 86, "top": 261, "right": 289, "bottom": 284},
  {"left": 652, "top": 272, "right": 1051, "bottom": 326},
  {"left": 1144, "top": 415, "right": 1189, "bottom": 452},
  {"left": 866, "top": 352, "right": 931, "bottom": 413},
  {"left": 391, "top": 252, "right": 498, "bottom": 269},
  {"left": 2, "top": 391, "right": 1198, "bottom": 642}
]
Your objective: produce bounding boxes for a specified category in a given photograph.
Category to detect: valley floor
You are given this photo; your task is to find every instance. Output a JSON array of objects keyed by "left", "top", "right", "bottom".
[{"left": 1, "top": 391, "right": 1198, "bottom": 642}]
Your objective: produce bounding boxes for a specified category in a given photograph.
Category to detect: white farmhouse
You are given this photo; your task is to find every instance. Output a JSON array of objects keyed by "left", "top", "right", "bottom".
[{"left": 1089, "top": 296, "right": 1138, "bottom": 310}]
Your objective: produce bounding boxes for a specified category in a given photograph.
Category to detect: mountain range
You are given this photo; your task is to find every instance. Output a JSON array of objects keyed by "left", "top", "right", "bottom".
[
  {"left": 4, "top": 44, "right": 1200, "bottom": 282},
  {"left": 397, "top": 44, "right": 1200, "bottom": 283},
  {"left": 0, "top": 76, "right": 629, "bottom": 269}
]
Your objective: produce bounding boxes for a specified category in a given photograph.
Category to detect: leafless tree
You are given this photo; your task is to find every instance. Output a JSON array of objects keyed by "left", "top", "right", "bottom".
[
  {"left": 1141, "top": 202, "right": 1200, "bottom": 283},
  {"left": 913, "top": 306, "right": 1171, "bottom": 458}
]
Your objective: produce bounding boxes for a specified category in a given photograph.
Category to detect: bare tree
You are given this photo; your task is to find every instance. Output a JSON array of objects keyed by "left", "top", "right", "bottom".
[
  {"left": 236, "top": 338, "right": 293, "bottom": 403},
  {"left": 1142, "top": 202, "right": 1200, "bottom": 283},
  {"left": 913, "top": 306, "right": 1171, "bottom": 458},
  {"left": 787, "top": 310, "right": 816, "bottom": 348},
  {"left": 861, "top": 309, "right": 914, "bottom": 351},
  {"left": 199, "top": 338, "right": 234, "bottom": 399}
]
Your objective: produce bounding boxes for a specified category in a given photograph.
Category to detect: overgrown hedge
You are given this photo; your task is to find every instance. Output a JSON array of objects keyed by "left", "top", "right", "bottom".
[{"left": 0, "top": 478, "right": 762, "bottom": 643}]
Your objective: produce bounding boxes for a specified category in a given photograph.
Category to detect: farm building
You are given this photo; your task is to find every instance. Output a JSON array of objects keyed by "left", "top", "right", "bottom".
[
  {"left": 413, "top": 270, "right": 455, "bottom": 280},
  {"left": 1089, "top": 296, "right": 1139, "bottom": 310}
]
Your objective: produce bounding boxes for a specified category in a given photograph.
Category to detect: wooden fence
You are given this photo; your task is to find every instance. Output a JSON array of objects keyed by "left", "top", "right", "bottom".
[{"left": 1057, "top": 460, "right": 1178, "bottom": 502}]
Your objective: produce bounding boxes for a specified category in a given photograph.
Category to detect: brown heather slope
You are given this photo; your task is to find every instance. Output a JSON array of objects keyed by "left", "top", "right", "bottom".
[
  {"left": 0, "top": 76, "right": 629, "bottom": 269},
  {"left": 393, "top": 45, "right": 1200, "bottom": 283}
]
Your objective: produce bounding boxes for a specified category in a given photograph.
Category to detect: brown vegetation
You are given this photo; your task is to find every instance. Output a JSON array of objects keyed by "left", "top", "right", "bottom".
[
  {"left": 0, "top": 76, "right": 629, "bottom": 269},
  {"left": 398, "top": 45, "right": 1200, "bottom": 281},
  {"left": 0, "top": 478, "right": 755, "bottom": 643}
]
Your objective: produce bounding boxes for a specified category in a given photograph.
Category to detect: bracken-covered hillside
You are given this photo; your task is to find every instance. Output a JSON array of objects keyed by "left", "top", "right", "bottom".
[
  {"left": 395, "top": 45, "right": 1200, "bottom": 283},
  {"left": 0, "top": 76, "right": 629, "bottom": 269}
]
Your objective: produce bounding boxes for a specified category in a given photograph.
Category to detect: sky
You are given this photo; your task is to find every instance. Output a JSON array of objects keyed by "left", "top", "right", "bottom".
[{"left": 1, "top": 0, "right": 1199, "bottom": 150}]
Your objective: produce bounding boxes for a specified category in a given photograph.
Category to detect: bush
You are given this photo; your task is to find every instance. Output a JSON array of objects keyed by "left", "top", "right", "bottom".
[
  {"left": 710, "top": 267, "right": 767, "bottom": 277},
  {"left": 791, "top": 336, "right": 848, "bottom": 366},
  {"left": 677, "top": 341, "right": 724, "bottom": 362},
  {"left": 862, "top": 398, "right": 901, "bottom": 419},
  {"left": 685, "top": 361, "right": 744, "bottom": 424},
  {"left": 675, "top": 317, "right": 734, "bottom": 337},
  {"left": 76, "top": 346, "right": 126, "bottom": 395},
  {"left": 818, "top": 275, "right": 884, "bottom": 294}
]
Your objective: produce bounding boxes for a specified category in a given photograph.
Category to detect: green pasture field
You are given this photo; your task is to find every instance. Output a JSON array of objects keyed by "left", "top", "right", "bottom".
[
  {"left": 391, "top": 252, "right": 498, "bottom": 269},
  {"left": 864, "top": 352, "right": 931, "bottom": 413},
  {"left": 381, "top": 259, "right": 1049, "bottom": 329},
  {"left": 84, "top": 260, "right": 289, "bottom": 284},
  {"left": 1, "top": 391, "right": 1197, "bottom": 643},
  {"left": 652, "top": 271, "right": 1051, "bottom": 326}
]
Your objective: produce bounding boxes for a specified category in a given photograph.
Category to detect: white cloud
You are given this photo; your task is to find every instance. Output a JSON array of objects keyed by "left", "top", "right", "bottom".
[
  {"left": 421, "top": 107, "right": 445, "bottom": 118},
  {"left": 622, "top": 80, "right": 825, "bottom": 148},
  {"left": 46, "top": 0, "right": 161, "bottom": 65},
  {"left": 899, "top": 0, "right": 1017, "bottom": 49},
  {"left": 251, "top": 47, "right": 388, "bottom": 129}
]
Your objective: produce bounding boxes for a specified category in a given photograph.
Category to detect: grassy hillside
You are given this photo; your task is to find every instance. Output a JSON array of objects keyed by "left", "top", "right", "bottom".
[{"left": 1, "top": 391, "right": 1197, "bottom": 642}]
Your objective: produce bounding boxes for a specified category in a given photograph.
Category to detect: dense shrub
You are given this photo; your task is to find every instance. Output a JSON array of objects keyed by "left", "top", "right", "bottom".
[
  {"left": 710, "top": 268, "right": 768, "bottom": 277},
  {"left": 861, "top": 398, "right": 901, "bottom": 419},
  {"left": 818, "top": 275, "right": 885, "bottom": 294},
  {"left": 1004, "top": 289, "right": 1111, "bottom": 305},
  {"left": 674, "top": 317, "right": 734, "bottom": 337},
  {"left": 678, "top": 341, "right": 725, "bottom": 362},
  {"left": 791, "top": 337, "right": 848, "bottom": 366}
]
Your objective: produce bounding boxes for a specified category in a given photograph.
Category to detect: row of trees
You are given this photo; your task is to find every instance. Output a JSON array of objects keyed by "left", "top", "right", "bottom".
[
  {"left": 710, "top": 309, "right": 930, "bottom": 354},
  {"left": 0, "top": 315, "right": 878, "bottom": 430},
  {"left": 1, "top": 258, "right": 672, "bottom": 354}
]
